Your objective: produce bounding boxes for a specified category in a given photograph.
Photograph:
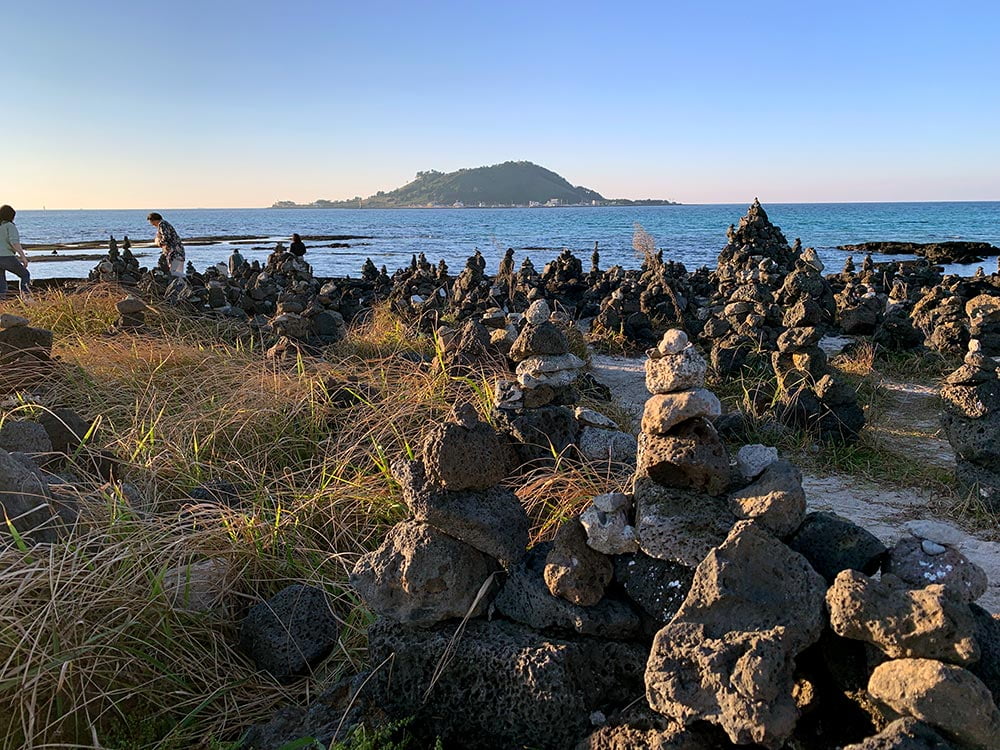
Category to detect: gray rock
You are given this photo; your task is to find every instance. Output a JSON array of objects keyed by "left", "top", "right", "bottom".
[
  {"left": 505, "top": 405, "right": 579, "bottom": 465},
  {"left": 509, "top": 321, "right": 569, "bottom": 361},
  {"left": 574, "top": 406, "right": 620, "bottom": 430},
  {"left": 640, "top": 389, "right": 722, "bottom": 435},
  {"left": 0, "top": 447, "right": 58, "bottom": 543},
  {"left": 238, "top": 585, "right": 339, "bottom": 680},
  {"left": 367, "top": 617, "right": 647, "bottom": 750},
  {"left": 163, "top": 558, "right": 231, "bottom": 614},
  {"left": 0, "top": 313, "right": 29, "bottom": 328},
  {"left": 645, "top": 521, "right": 827, "bottom": 747},
  {"left": 842, "top": 718, "right": 953, "bottom": 750},
  {"left": 116, "top": 297, "right": 147, "bottom": 315},
  {"left": 657, "top": 330, "right": 690, "bottom": 356},
  {"left": 0, "top": 421, "right": 52, "bottom": 455},
  {"left": 868, "top": 658, "right": 1000, "bottom": 750},
  {"left": 578, "top": 427, "right": 638, "bottom": 465},
  {"left": 544, "top": 520, "right": 613, "bottom": 606},
  {"left": 394, "top": 459, "right": 529, "bottom": 567},
  {"left": 645, "top": 348, "right": 707, "bottom": 394},
  {"left": 728, "top": 459, "right": 806, "bottom": 537},
  {"left": 593, "top": 492, "right": 630, "bottom": 513},
  {"left": 580, "top": 501, "right": 638, "bottom": 555},
  {"left": 885, "top": 536, "right": 987, "bottom": 603},
  {"left": 350, "top": 520, "right": 500, "bottom": 626},
  {"left": 634, "top": 477, "right": 735, "bottom": 567},
  {"left": 636, "top": 418, "right": 730, "bottom": 496},
  {"left": 422, "top": 415, "right": 513, "bottom": 491},
  {"left": 736, "top": 444, "right": 779, "bottom": 480},
  {"left": 787, "top": 511, "right": 886, "bottom": 583},
  {"left": 826, "top": 569, "right": 979, "bottom": 664},
  {"left": 493, "top": 544, "right": 642, "bottom": 639},
  {"left": 37, "top": 408, "right": 91, "bottom": 455},
  {"left": 525, "top": 299, "right": 551, "bottom": 325}
]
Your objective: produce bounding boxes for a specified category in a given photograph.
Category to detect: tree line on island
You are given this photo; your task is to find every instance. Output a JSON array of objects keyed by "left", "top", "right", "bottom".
[{"left": 272, "top": 160, "right": 679, "bottom": 209}]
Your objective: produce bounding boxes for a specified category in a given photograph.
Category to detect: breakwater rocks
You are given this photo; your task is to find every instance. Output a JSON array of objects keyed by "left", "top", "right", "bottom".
[
  {"left": 839, "top": 241, "right": 1000, "bottom": 265},
  {"left": 243, "top": 330, "right": 1000, "bottom": 750}
]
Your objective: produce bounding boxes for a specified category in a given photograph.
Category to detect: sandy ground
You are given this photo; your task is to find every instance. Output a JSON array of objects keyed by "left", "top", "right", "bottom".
[{"left": 589, "top": 353, "right": 1000, "bottom": 613}]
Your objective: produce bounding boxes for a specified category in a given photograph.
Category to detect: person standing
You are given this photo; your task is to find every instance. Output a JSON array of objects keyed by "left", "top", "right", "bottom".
[
  {"left": 289, "top": 233, "right": 307, "bottom": 257},
  {"left": 0, "top": 205, "right": 31, "bottom": 299},
  {"left": 147, "top": 212, "right": 186, "bottom": 277}
]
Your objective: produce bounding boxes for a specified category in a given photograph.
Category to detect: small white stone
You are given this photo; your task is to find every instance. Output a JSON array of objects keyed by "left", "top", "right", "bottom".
[
  {"left": 589, "top": 711, "right": 606, "bottom": 726},
  {"left": 592, "top": 492, "right": 630, "bottom": 513},
  {"left": 657, "top": 329, "right": 689, "bottom": 356},
  {"left": 525, "top": 299, "right": 551, "bottom": 325},
  {"left": 574, "top": 407, "right": 619, "bottom": 430},
  {"left": 736, "top": 444, "right": 779, "bottom": 480},
  {"left": 921, "top": 540, "right": 947, "bottom": 556}
]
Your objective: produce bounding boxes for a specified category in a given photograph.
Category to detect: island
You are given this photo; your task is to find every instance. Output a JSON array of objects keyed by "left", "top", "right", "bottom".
[{"left": 272, "top": 160, "right": 679, "bottom": 209}]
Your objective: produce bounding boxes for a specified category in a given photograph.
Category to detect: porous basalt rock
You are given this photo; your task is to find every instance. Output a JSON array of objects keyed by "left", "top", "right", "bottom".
[
  {"left": 544, "top": 519, "right": 614, "bottom": 606},
  {"left": 645, "top": 521, "right": 827, "bottom": 748},
  {"left": 238, "top": 585, "right": 339, "bottom": 681},
  {"left": 421, "top": 407, "right": 513, "bottom": 490},
  {"left": 636, "top": 419, "right": 730, "bottom": 496},
  {"left": 788, "top": 511, "right": 887, "bottom": 583},
  {"left": 366, "top": 617, "right": 648, "bottom": 750},
  {"left": 884, "top": 535, "right": 987, "bottom": 604},
  {"left": 826, "top": 569, "right": 979, "bottom": 664},
  {"left": 349, "top": 520, "right": 499, "bottom": 626},
  {"left": 868, "top": 658, "right": 1000, "bottom": 750},
  {"left": 727, "top": 459, "right": 806, "bottom": 537}
]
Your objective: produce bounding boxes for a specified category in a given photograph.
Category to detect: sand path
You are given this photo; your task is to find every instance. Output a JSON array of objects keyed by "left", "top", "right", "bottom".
[{"left": 589, "top": 353, "right": 1000, "bottom": 612}]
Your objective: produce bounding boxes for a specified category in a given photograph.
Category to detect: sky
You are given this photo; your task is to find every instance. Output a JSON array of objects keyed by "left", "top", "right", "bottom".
[{"left": 5, "top": 0, "right": 1000, "bottom": 208}]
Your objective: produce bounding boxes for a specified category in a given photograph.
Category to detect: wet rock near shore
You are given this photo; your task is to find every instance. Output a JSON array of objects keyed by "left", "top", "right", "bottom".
[{"left": 839, "top": 241, "right": 1000, "bottom": 265}]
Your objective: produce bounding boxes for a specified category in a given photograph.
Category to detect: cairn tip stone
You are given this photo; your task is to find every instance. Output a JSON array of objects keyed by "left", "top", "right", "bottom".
[
  {"left": 868, "top": 658, "right": 1000, "bottom": 750},
  {"left": 525, "top": 299, "right": 551, "bottom": 325},
  {"left": 736, "top": 443, "right": 779, "bottom": 480},
  {"left": 656, "top": 329, "right": 689, "bottom": 356}
]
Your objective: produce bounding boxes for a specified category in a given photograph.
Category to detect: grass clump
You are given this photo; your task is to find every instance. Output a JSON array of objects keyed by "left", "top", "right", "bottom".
[{"left": 0, "top": 289, "right": 509, "bottom": 749}]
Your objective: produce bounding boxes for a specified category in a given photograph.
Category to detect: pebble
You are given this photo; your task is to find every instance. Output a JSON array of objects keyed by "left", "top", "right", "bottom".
[
  {"left": 921, "top": 540, "right": 947, "bottom": 556},
  {"left": 905, "top": 520, "right": 966, "bottom": 548}
]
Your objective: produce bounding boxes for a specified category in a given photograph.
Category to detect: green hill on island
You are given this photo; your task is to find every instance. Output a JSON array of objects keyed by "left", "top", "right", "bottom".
[{"left": 273, "top": 161, "right": 677, "bottom": 208}]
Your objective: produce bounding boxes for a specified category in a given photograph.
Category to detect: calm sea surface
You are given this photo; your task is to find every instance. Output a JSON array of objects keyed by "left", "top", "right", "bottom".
[{"left": 13, "top": 202, "right": 1000, "bottom": 280}]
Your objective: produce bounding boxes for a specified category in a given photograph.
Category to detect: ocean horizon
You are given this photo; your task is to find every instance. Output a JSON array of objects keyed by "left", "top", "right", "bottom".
[{"left": 13, "top": 201, "right": 1000, "bottom": 280}]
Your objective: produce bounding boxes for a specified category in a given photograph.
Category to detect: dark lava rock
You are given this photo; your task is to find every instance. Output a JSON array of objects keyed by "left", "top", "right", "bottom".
[
  {"left": 37, "top": 408, "right": 91, "bottom": 455},
  {"left": 494, "top": 543, "right": 642, "bottom": 639},
  {"left": 366, "top": 617, "right": 647, "bottom": 750},
  {"left": 838, "top": 241, "right": 1000, "bottom": 264},
  {"left": 504, "top": 404, "right": 579, "bottom": 465},
  {"left": 787, "top": 511, "right": 887, "bottom": 583},
  {"left": 394, "top": 458, "right": 529, "bottom": 567},
  {"left": 544, "top": 519, "right": 613, "bottom": 606},
  {"left": 613, "top": 551, "right": 694, "bottom": 624},
  {"left": 842, "top": 717, "right": 954, "bottom": 750},
  {"left": 239, "top": 585, "right": 339, "bottom": 681}
]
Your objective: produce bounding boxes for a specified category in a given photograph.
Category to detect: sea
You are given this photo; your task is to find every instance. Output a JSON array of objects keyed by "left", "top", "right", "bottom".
[{"left": 12, "top": 202, "right": 1000, "bottom": 281}]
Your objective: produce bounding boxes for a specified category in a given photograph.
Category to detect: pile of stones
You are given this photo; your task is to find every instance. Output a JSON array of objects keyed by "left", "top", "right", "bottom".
[
  {"left": 494, "top": 299, "right": 634, "bottom": 466},
  {"left": 241, "top": 329, "right": 1000, "bottom": 750},
  {"left": 0, "top": 313, "right": 56, "bottom": 394},
  {"left": 941, "top": 339, "right": 1000, "bottom": 507},
  {"left": 88, "top": 236, "right": 141, "bottom": 285}
]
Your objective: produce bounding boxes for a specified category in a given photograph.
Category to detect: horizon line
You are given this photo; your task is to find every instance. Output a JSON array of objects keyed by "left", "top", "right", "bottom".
[{"left": 16, "top": 198, "right": 1000, "bottom": 212}]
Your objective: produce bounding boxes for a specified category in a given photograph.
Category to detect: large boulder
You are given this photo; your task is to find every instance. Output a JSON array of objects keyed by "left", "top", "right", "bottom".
[
  {"left": 238, "top": 585, "right": 339, "bottom": 681},
  {"left": 350, "top": 520, "right": 499, "bottom": 625},
  {"left": 868, "top": 658, "right": 1000, "bottom": 750},
  {"left": 645, "top": 521, "right": 827, "bottom": 748},
  {"left": 367, "top": 617, "right": 648, "bottom": 750},
  {"left": 826, "top": 570, "right": 979, "bottom": 664}
]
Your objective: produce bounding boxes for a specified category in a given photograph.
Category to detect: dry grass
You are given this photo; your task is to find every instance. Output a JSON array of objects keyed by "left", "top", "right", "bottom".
[{"left": 0, "top": 289, "right": 513, "bottom": 749}]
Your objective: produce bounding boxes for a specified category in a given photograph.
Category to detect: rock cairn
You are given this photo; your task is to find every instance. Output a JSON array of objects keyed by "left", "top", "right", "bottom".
[
  {"left": 941, "top": 339, "right": 1000, "bottom": 507},
  {"left": 493, "top": 299, "right": 585, "bottom": 465},
  {"left": 89, "top": 236, "right": 141, "bottom": 284},
  {"left": 248, "top": 333, "right": 1000, "bottom": 748},
  {"left": 114, "top": 296, "right": 148, "bottom": 330}
]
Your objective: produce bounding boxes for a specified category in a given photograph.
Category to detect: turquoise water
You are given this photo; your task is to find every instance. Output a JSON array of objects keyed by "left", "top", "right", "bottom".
[{"left": 13, "top": 202, "right": 1000, "bottom": 280}]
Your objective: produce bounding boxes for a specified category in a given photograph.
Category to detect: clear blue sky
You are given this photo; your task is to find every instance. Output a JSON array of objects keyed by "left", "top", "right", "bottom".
[{"left": 6, "top": 0, "right": 999, "bottom": 208}]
